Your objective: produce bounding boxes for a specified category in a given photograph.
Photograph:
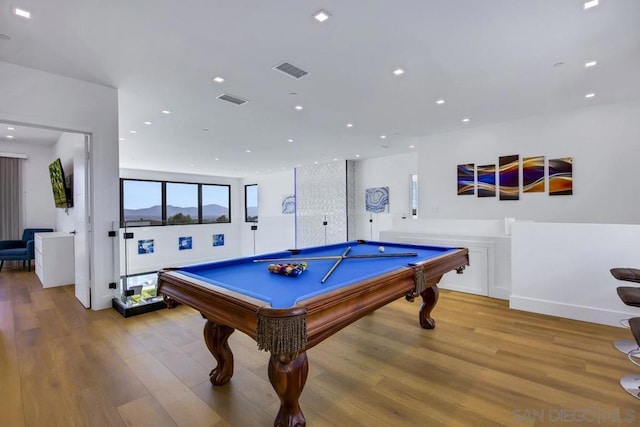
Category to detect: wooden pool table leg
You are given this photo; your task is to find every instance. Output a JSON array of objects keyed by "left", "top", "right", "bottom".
[
  {"left": 203, "top": 319, "right": 235, "bottom": 385},
  {"left": 268, "top": 351, "right": 309, "bottom": 427},
  {"left": 419, "top": 279, "right": 441, "bottom": 329}
]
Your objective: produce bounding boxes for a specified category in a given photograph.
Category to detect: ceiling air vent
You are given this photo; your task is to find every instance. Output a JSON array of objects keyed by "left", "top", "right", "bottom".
[
  {"left": 273, "top": 62, "right": 309, "bottom": 79},
  {"left": 217, "top": 93, "right": 248, "bottom": 105}
]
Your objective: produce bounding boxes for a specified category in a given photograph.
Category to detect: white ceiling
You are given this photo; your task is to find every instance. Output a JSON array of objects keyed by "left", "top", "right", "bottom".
[{"left": 1, "top": 0, "right": 639, "bottom": 178}]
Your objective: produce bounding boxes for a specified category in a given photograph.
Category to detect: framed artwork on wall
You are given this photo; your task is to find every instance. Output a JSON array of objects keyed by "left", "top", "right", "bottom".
[
  {"left": 499, "top": 155, "right": 519, "bottom": 201},
  {"left": 457, "top": 163, "right": 475, "bottom": 195},
  {"left": 477, "top": 165, "right": 496, "bottom": 197},
  {"left": 549, "top": 157, "right": 573, "bottom": 195},
  {"left": 523, "top": 156, "right": 545, "bottom": 193},
  {"left": 178, "top": 236, "right": 192, "bottom": 250},
  {"left": 365, "top": 187, "right": 389, "bottom": 213}
]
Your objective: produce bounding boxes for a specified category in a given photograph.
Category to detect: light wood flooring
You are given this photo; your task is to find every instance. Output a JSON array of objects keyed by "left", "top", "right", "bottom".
[{"left": 1, "top": 267, "right": 638, "bottom": 426}]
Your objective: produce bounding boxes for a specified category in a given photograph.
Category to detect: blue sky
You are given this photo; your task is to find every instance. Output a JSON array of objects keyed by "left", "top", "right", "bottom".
[{"left": 123, "top": 181, "right": 229, "bottom": 209}]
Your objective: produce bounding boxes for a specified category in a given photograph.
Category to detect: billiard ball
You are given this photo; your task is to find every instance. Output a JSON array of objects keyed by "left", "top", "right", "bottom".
[{"left": 378, "top": 246, "right": 385, "bottom": 253}]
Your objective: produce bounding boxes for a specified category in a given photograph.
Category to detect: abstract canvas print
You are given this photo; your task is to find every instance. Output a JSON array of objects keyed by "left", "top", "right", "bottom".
[
  {"left": 212, "top": 234, "right": 225, "bottom": 246},
  {"left": 523, "top": 156, "right": 545, "bottom": 193},
  {"left": 178, "top": 236, "right": 192, "bottom": 250},
  {"left": 137, "top": 239, "right": 154, "bottom": 254},
  {"left": 365, "top": 187, "right": 389, "bottom": 212},
  {"left": 282, "top": 194, "right": 295, "bottom": 214},
  {"left": 457, "top": 163, "right": 475, "bottom": 195},
  {"left": 549, "top": 157, "right": 573, "bottom": 195},
  {"left": 476, "top": 165, "right": 496, "bottom": 197},
  {"left": 499, "top": 155, "right": 519, "bottom": 200}
]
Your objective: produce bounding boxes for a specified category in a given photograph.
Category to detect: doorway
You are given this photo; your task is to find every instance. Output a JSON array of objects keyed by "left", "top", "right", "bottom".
[{"left": 0, "top": 120, "right": 92, "bottom": 308}]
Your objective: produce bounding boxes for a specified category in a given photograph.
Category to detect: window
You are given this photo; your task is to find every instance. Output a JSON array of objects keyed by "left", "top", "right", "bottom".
[
  {"left": 166, "top": 182, "right": 198, "bottom": 224},
  {"left": 411, "top": 174, "right": 418, "bottom": 219},
  {"left": 202, "top": 184, "right": 231, "bottom": 223},
  {"left": 120, "top": 179, "right": 232, "bottom": 226},
  {"left": 245, "top": 184, "right": 258, "bottom": 222},
  {"left": 121, "top": 180, "right": 162, "bottom": 225}
]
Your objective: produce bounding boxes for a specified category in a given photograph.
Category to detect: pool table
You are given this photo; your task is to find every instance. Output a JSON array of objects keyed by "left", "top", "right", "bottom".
[{"left": 157, "top": 240, "right": 468, "bottom": 427}]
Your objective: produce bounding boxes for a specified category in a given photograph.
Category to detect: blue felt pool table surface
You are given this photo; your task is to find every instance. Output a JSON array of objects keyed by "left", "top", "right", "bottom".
[{"left": 176, "top": 240, "right": 458, "bottom": 308}]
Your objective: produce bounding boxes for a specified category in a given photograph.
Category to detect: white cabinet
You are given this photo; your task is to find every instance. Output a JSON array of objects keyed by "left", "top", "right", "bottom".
[{"left": 35, "top": 232, "right": 75, "bottom": 288}]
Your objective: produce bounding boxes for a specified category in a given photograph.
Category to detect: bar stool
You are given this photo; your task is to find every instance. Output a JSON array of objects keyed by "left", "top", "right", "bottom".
[
  {"left": 620, "top": 317, "right": 640, "bottom": 399},
  {"left": 611, "top": 268, "right": 640, "bottom": 355}
]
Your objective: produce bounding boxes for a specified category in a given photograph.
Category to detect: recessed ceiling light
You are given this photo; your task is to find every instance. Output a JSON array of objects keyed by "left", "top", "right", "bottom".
[
  {"left": 583, "top": 0, "right": 599, "bottom": 10},
  {"left": 295, "top": 105, "right": 303, "bottom": 110},
  {"left": 7, "top": 127, "right": 14, "bottom": 130},
  {"left": 119, "top": 138, "right": 125, "bottom": 141},
  {"left": 333, "top": 158, "right": 338, "bottom": 161},
  {"left": 129, "top": 130, "right": 137, "bottom": 133},
  {"left": 393, "top": 69, "right": 405, "bottom": 76},
  {"left": 585, "top": 60, "right": 597, "bottom": 68},
  {"left": 246, "top": 149, "right": 251, "bottom": 153},
  {"left": 409, "top": 145, "right": 415, "bottom": 149},
  {"left": 355, "top": 154, "right": 360, "bottom": 158},
  {"left": 313, "top": 10, "right": 331, "bottom": 22},
  {"left": 144, "top": 121, "right": 152, "bottom": 125},
  {"left": 14, "top": 8, "right": 31, "bottom": 19},
  {"left": 380, "top": 135, "right": 386, "bottom": 139},
  {"left": 213, "top": 77, "right": 225, "bottom": 83},
  {"left": 585, "top": 92, "right": 595, "bottom": 98},
  {"left": 161, "top": 110, "right": 171, "bottom": 114},
  {"left": 7, "top": 135, "right": 14, "bottom": 139},
  {"left": 436, "top": 99, "right": 445, "bottom": 105},
  {"left": 346, "top": 123, "right": 353, "bottom": 128},
  {"left": 314, "top": 161, "right": 319, "bottom": 165},
  {"left": 215, "top": 158, "right": 219, "bottom": 161},
  {"left": 462, "top": 118, "right": 470, "bottom": 123},
  {"left": 288, "top": 139, "right": 294, "bottom": 143}
]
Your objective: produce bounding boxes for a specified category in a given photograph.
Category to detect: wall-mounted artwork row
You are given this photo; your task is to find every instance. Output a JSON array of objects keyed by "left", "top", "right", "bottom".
[
  {"left": 477, "top": 165, "right": 496, "bottom": 197},
  {"left": 365, "top": 187, "right": 390, "bottom": 212},
  {"left": 457, "top": 155, "right": 572, "bottom": 198},
  {"left": 499, "top": 155, "right": 519, "bottom": 201}
]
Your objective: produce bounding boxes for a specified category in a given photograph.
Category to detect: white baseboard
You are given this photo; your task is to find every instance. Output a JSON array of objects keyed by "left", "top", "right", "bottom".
[{"left": 509, "top": 295, "right": 635, "bottom": 328}]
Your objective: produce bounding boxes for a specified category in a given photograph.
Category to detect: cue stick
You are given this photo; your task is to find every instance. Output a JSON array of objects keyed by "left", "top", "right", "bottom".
[
  {"left": 252, "top": 252, "right": 418, "bottom": 263},
  {"left": 321, "top": 246, "right": 351, "bottom": 283}
]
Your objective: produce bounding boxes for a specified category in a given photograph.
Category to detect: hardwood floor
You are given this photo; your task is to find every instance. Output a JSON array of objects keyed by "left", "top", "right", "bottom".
[{"left": 1, "top": 267, "right": 638, "bottom": 426}]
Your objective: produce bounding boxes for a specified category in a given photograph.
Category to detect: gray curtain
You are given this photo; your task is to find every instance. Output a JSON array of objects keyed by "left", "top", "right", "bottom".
[{"left": 0, "top": 156, "right": 22, "bottom": 240}]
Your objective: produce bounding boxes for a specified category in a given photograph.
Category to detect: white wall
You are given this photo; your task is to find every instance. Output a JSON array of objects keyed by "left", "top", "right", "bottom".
[
  {"left": 0, "top": 141, "right": 56, "bottom": 229},
  {"left": 120, "top": 168, "right": 244, "bottom": 273},
  {"left": 0, "top": 61, "right": 120, "bottom": 310},
  {"left": 353, "top": 152, "right": 418, "bottom": 240},
  {"left": 416, "top": 99, "right": 640, "bottom": 224},
  {"left": 240, "top": 170, "right": 295, "bottom": 255},
  {"left": 511, "top": 221, "right": 640, "bottom": 326}
]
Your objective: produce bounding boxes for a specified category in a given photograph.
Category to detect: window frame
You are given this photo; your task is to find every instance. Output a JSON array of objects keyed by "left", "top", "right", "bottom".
[
  {"left": 120, "top": 178, "right": 231, "bottom": 227},
  {"left": 244, "top": 184, "right": 258, "bottom": 223}
]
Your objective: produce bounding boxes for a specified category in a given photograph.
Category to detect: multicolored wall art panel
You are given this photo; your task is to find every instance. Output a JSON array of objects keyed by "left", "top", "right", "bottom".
[
  {"left": 365, "top": 187, "right": 390, "bottom": 212},
  {"left": 457, "top": 163, "right": 475, "bottom": 195},
  {"left": 477, "top": 165, "right": 496, "bottom": 197},
  {"left": 522, "top": 156, "right": 545, "bottom": 193},
  {"left": 548, "top": 157, "right": 573, "bottom": 195},
  {"left": 498, "top": 155, "right": 519, "bottom": 200}
]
